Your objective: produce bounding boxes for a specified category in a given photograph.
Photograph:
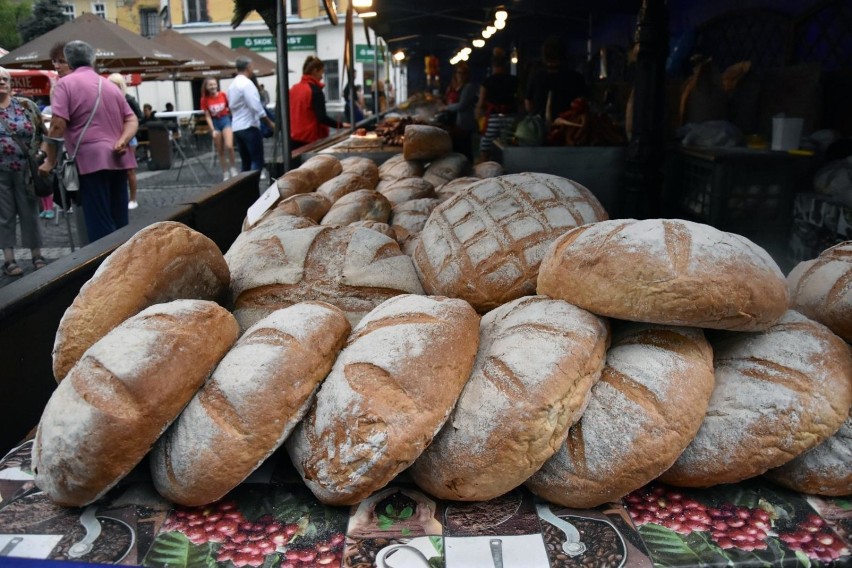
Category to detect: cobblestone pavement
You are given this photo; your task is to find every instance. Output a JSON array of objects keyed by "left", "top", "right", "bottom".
[{"left": 1, "top": 139, "right": 275, "bottom": 289}]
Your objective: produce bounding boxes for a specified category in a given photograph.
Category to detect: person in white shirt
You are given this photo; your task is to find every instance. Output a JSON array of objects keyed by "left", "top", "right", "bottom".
[{"left": 227, "top": 56, "right": 274, "bottom": 176}]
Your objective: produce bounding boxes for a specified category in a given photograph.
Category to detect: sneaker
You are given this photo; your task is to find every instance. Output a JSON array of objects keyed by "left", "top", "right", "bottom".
[
  {"left": 39, "top": 210, "right": 47, "bottom": 218},
  {"left": 128, "top": 200, "right": 138, "bottom": 210},
  {"left": 230, "top": 167, "right": 239, "bottom": 178},
  {"left": 222, "top": 170, "right": 231, "bottom": 181},
  {"left": 44, "top": 209, "right": 55, "bottom": 219}
]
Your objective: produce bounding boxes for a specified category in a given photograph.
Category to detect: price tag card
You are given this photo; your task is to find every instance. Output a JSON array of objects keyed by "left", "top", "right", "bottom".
[{"left": 245, "top": 183, "right": 280, "bottom": 228}]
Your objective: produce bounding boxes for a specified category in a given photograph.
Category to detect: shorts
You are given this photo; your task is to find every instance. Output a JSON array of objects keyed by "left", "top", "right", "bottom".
[{"left": 212, "top": 115, "right": 232, "bottom": 132}]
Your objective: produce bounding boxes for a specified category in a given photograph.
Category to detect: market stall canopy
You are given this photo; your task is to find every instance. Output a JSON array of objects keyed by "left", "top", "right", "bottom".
[
  {"left": 147, "top": 29, "right": 235, "bottom": 79},
  {"left": 0, "top": 13, "right": 188, "bottom": 72},
  {"left": 10, "top": 69, "right": 57, "bottom": 97}
]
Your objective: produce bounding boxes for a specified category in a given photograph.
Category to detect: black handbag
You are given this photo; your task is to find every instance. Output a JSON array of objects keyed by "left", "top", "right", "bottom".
[{"left": 28, "top": 157, "right": 55, "bottom": 197}]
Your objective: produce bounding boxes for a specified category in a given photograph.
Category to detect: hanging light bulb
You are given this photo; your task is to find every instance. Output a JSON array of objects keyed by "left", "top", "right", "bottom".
[
  {"left": 494, "top": 19, "right": 505, "bottom": 30},
  {"left": 495, "top": 8, "right": 508, "bottom": 21},
  {"left": 486, "top": 25, "right": 496, "bottom": 34},
  {"left": 473, "top": 39, "right": 485, "bottom": 48},
  {"left": 352, "top": 0, "right": 372, "bottom": 7},
  {"left": 510, "top": 47, "right": 518, "bottom": 64},
  {"left": 482, "top": 29, "right": 492, "bottom": 38},
  {"left": 393, "top": 50, "right": 406, "bottom": 61}
]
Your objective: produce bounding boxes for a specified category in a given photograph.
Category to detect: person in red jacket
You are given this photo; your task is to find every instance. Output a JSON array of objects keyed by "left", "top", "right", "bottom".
[{"left": 289, "top": 56, "right": 349, "bottom": 148}]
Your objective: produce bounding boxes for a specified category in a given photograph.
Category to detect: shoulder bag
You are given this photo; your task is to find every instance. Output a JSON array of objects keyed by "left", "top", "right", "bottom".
[
  {"left": 60, "top": 78, "right": 102, "bottom": 193},
  {"left": 0, "top": 98, "right": 53, "bottom": 197}
]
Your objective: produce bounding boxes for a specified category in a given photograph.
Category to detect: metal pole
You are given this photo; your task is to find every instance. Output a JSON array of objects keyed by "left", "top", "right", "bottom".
[
  {"left": 373, "top": 33, "right": 380, "bottom": 116},
  {"left": 347, "top": 4, "right": 356, "bottom": 130},
  {"left": 276, "top": 0, "right": 292, "bottom": 172}
]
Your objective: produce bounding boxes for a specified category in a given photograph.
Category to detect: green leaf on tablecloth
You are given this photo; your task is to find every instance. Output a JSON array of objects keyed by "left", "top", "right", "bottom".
[
  {"left": 429, "top": 535, "right": 444, "bottom": 555},
  {"left": 794, "top": 549, "right": 812, "bottom": 567},
  {"left": 260, "top": 552, "right": 280, "bottom": 568},
  {"left": 377, "top": 514, "right": 394, "bottom": 530},
  {"left": 399, "top": 506, "right": 414, "bottom": 520},
  {"left": 142, "top": 531, "right": 216, "bottom": 568},
  {"left": 638, "top": 523, "right": 735, "bottom": 567}
]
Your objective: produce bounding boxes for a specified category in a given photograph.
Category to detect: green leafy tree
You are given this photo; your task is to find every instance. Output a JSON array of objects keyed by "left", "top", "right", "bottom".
[
  {"left": 19, "top": 0, "right": 66, "bottom": 44},
  {"left": 0, "top": 0, "right": 32, "bottom": 50}
]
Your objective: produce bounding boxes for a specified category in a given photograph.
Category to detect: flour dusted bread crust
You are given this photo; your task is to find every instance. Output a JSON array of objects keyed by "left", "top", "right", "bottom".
[
  {"left": 378, "top": 177, "right": 436, "bottom": 206},
  {"left": 403, "top": 125, "right": 452, "bottom": 161},
  {"left": 226, "top": 224, "right": 424, "bottom": 329},
  {"left": 423, "top": 153, "right": 470, "bottom": 188},
  {"left": 527, "top": 323, "right": 715, "bottom": 508},
  {"left": 299, "top": 155, "right": 342, "bottom": 186},
  {"left": 348, "top": 220, "right": 398, "bottom": 241},
  {"left": 537, "top": 218, "right": 788, "bottom": 331},
  {"left": 277, "top": 168, "right": 318, "bottom": 197},
  {"left": 316, "top": 172, "right": 372, "bottom": 204},
  {"left": 52, "top": 221, "right": 230, "bottom": 382},
  {"left": 414, "top": 173, "right": 608, "bottom": 312},
  {"left": 435, "top": 177, "right": 480, "bottom": 201},
  {"left": 151, "top": 302, "right": 350, "bottom": 506},
  {"left": 378, "top": 153, "right": 424, "bottom": 181},
  {"left": 410, "top": 296, "right": 609, "bottom": 501},
  {"left": 474, "top": 161, "right": 504, "bottom": 178},
  {"left": 390, "top": 198, "right": 440, "bottom": 236},
  {"left": 787, "top": 241, "right": 852, "bottom": 342},
  {"left": 660, "top": 310, "right": 852, "bottom": 487},
  {"left": 321, "top": 190, "right": 391, "bottom": 226},
  {"left": 340, "top": 156, "right": 379, "bottom": 189},
  {"left": 33, "top": 300, "right": 239, "bottom": 506},
  {"left": 275, "top": 193, "right": 332, "bottom": 223},
  {"left": 765, "top": 410, "right": 852, "bottom": 496},
  {"left": 286, "top": 294, "right": 480, "bottom": 505}
]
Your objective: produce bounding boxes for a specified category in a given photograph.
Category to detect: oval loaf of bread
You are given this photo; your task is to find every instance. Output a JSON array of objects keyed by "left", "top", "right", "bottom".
[
  {"left": 340, "top": 156, "right": 380, "bottom": 189},
  {"left": 403, "top": 124, "right": 452, "bottom": 161},
  {"left": 538, "top": 218, "right": 789, "bottom": 331},
  {"left": 321, "top": 189, "right": 391, "bottom": 226},
  {"left": 52, "top": 221, "right": 230, "bottom": 382},
  {"left": 414, "top": 173, "right": 608, "bottom": 312},
  {"left": 660, "top": 310, "right": 852, "bottom": 487},
  {"left": 33, "top": 300, "right": 239, "bottom": 506},
  {"left": 299, "top": 155, "right": 342, "bottom": 186},
  {"left": 316, "top": 171, "right": 372, "bottom": 204},
  {"left": 151, "top": 302, "right": 351, "bottom": 505},
  {"left": 410, "top": 296, "right": 609, "bottom": 501},
  {"left": 378, "top": 153, "right": 424, "bottom": 181},
  {"left": 526, "top": 322, "right": 715, "bottom": 508},
  {"left": 787, "top": 240, "right": 852, "bottom": 342},
  {"left": 286, "top": 294, "right": 480, "bottom": 505}
]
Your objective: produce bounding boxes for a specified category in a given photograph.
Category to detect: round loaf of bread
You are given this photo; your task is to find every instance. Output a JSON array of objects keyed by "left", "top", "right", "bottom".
[
  {"left": 787, "top": 241, "right": 852, "bottom": 343},
  {"left": 764, "top": 410, "right": 852, "bottom": 496},
  {"left": 423, "top": 153, "right": 470, "bottom": 189},
  {"left": 52, "top": 221, "right": 230, "bottom": 382},
  {"left": 299, "top": 155, "right": 342, "bottom": 186},
  {"left": 660, "top": 310, "right": 852, "bottom": 487},
  {"left": 275, "top": 193, "right": 332, "bottom": 223},
  {"left": 226, "top": 223, "right": 424, "bottom": 329},
  {"left": 316, "top": 171, "right": 372, "bottom": 204},
  {"left": 526, "top": 322, "right": 715, "bottom": 508},
  {"left": 410, "top": 296, "right": 609, "bottom": 501},
  {"left": 390, "top": 198, "right": 440, "bottom": 236},
  {"left": 537, "top": 219, "right": 788, "bottom": 331},
  {"left": 414, "top": 173, "right": 608, "bottom": 312},
  {"left": 150, "top": 302, "right": 351, "bottom": 505},
  {"left": 340, "top": 156, "right": 379, "bottom": 189},
  {"left": 378, "top": 153, "right": 424, "bottom": 182},
  {"left": 242, "top": 208, "right": 318, "bottom": 233},
  {"left": 474, "top": 161, "right": 504, "bottom": 178},
  {"left": 378, "top": 177, "right": 436, "bottom": 207},
  {"left": 286, "top": 294, "right": 480, "bottom": 505},
  {"left": 403, "top": 125, "right": 452, "bottom": 161},
  {"left": 348, "top": 220, "right": 398, "bottom": 241},
  {"left": 435, "top": 177, "right": 479, "bottom": 201},
  {"left": 277, "top": 168, "right": 318, "bottom": 197},
  {"left": 33, "top": 300, "right": 239, "bottom": 506},
  {"left": 321, "top": 190, "right": 391, "bottom": 226}
]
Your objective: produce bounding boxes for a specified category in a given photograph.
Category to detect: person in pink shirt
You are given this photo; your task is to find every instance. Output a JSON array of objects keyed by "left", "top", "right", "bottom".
[
  {"left": 200, "top": 77, "right": 237, "bottom": 181},
  {"left": 38, "top": 40, "right": 137, "bottom": 242}
]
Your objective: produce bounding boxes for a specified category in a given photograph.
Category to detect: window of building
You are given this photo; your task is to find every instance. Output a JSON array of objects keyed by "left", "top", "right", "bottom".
[
  {"left": 139, "top": 8, "right": 159, "bottom": 37},
  {"left": 184, "top": 0, "right": 209, "bottom": 23},
  {"left": 61, "top": 4, "right": 75, "bottom": 20},
  {"left": 323, "top": 59, "right": 340, "bottom": 100},
  {"left": 92, "top": 3, "right": 106, "bottom": 18},
  {"left": 289, "top": 0, "right": 299, "bottom": 16}
]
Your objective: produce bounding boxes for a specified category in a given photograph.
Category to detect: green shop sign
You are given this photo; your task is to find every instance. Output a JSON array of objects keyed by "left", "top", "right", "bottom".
[
  {"left": 355, "top": 44, "right": 385, "bottom": 63},
  {"left": 231, "top": 35, "right": 317, "bottom": 53}
]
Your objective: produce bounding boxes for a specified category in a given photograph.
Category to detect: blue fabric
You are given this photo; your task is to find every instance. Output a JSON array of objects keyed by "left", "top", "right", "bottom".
[
  {"left": 212, "top": 114, "right": 232, "bottom": 132},
  {"left": 79, "top": 169, "right": 128, "bottom": 242},
  {"left": 233, "top": 126, "right": 264, "bottom": 172}
]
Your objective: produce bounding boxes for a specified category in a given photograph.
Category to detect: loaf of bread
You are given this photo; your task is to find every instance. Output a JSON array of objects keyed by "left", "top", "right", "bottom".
[
  {"left": 275, "top": 193, "right": 332, "bottom": 223},
  {"left": 764, "top": 410, "right": 852, "bottom": 496},
  {"left": 286, "top": 294, "right": 480, "bottom": 505},
  {"left": 226, "top": 224, "right": 424, "bottom": 329},
  {"left": 321, "top": 190, "right": 391, "bottom": 226},
  {"left": 422, "top": 153, "right": 470, "bottom": 189},
  {"left": 660, "top": 310, "right": 852, "bottom": 487},
  {"left": 410, "top": 296, "right": 609, "bottom": 501},
  {"left": 403, "top": 125, "right": 452, "bottom": 161},
  {"left": 378, "top": 177, "right": 436, "bottom": 206},
  {"left": 52, "top": 221, "right": 230, "bottom": 382},
  {"left": 33, "top": 300, "right": 239, "bottom": 506},
  {"left": 414, "top": 173, "right": 608, "bottom": 312},
  {"left": 340, "top": 156, "right": 379, "bottom": 189},
  {"left": 390, "top": 198, "right": 440, "bottom": 236},
  {"left": 316, "top": 171, "right": 372, "bottom": 204},
  {"left": 526, "top": 322, "right": 715, "bottom": 508},
  {"left": 242, "top": 208, "right": 318, "bottom": 233},
  {"left": 299, "top": 155, "right": 342, "bottom": 186},
  {"left": 277, "top": 168, "right": 318, "bottom": 198},
  {"left": 348, "top": 220, "right": 398, "bottom": 241},
  {"left": 474, "top": 161, "right": 504, "bottom": 178},
  {"left": 150, "top": 302, "right": 351, "bottom": 506},
  {"left": 377, "top": 153, "right": 424, "bottom": 182},
  {"left": 538, "top": 219, "right": 789, "bottom": 331},
  {"left": 435, "top": 177, "right": 479, "bottom": 201},
  {"left": 787, "top": 241, "right": 852, "bottom": 343}
]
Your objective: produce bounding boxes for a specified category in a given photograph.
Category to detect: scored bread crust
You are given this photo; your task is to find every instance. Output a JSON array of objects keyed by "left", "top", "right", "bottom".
[
  {"left": 321, "top": 190, "right": 391, "bottom": 226},
  {"left": 537, "top": 218, "right": 789, "bottom": 331},
  {"left": 403, "top": 125, "right": 452, "bottom": 161},
  {"left": 660, "top": 310, "right": 852, "bottom": 487},
  {"left": 33, "top": 300, "right": 239, "bottom": 506},
  {"left": 787, "top": 240, "right": 852, "bottom": 343},
  {"left": 52, "top": 221, "right": 230, "bottom": 382},
  {"left": 378, "top": 153, "right": 424, "bottom": 181},
  {"left": 526, "top": 322, "right": 715, "bottom": 508},
  {"left": 286, "top": 294, "right": 480, "bottom": 505},
  {"left": 150, "top": 302, "right": 351, "bottom": 506},
  {"left": 410, "top": 296, "right": 609, "bottom": 501}
]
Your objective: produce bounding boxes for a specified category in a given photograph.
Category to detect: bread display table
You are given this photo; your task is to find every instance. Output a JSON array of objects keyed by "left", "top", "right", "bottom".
[{"left": 1, "top": 436, "right": 849, "bottom": 567}]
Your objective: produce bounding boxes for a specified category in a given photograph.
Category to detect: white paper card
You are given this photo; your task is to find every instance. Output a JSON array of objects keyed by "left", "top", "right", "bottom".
[{"left": 246, "top": 183, "right": 280, "bottom": 227}]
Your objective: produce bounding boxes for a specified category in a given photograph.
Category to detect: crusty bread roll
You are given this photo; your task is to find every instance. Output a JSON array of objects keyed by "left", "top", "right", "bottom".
[
  {"left": 150, "top": 302, "right": 351, "bottom": 506},
  {"left": 52, "top": 221, "right": 230, "bottom": 382},
  {"left": 348, "top": 220, "right": 398, "bottom": 241},
  {"left": 340, "top": 156, "right": 379, "bottom": 189},
  {"left": 277, "top": 168, "right": 318, "bottom": 197},
  {"left": 226, "top": 224, "right": 424, "bottom": 329},
  {"left": 286, "top": 294, "right": 480, "bottom": 505},
  {"left": 414, "top": 173, "right": 608, "bottom": 312},
  {"left": 321, "top": 190, "right": 391, "bottom": 226},
  {"left": 390, "top": 198, "right": 440, "bottom": 236},
  {"left": 403, "top": 125, "right": 452, "bottom": 161},
  {"left": 538, "top": 219, "right": 788, "bottom": 331},
  {"left": 411, "top": 296, "right": 609, "bottom": 501},
  {"left": 378, "top": 153, "right": 424, "bottom": 181},
  {"left": 526, "top": 322, "right": 715, "bottom": 508},
  {"left": 316, "top": 172, "right": 372, "bottom": 204},
  {"left": 474, "top": 161, "right": 504, "bottom": 178},
  {"left": 242, "top": 208, "right": 318, "bottom": 233},
  {"left": 765, "top": 410, "right": 852, "bottom": 496},
  {"left": 435, "top": 177, "right": 479, "bottom": 201},
  {"left": 299, "top": 155, "right": 342, "bottom": 186},
  {"left": 275, "top": 193, "right": 332, "bottom": 223},
  {"left": 378, "top": 177, "right": 436, "bottom": 206},
  {"left": 33, "top": 300, "right": 239, "bottom": 506},
  {"left": 660, "top": 310, "right": 852, "bottom": 487},
  {"left": 422, "top": 153, "right": 470, "bottom": 189},
  {"left": 787, "top": 241, "right": 852, "bottom": 343}
]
